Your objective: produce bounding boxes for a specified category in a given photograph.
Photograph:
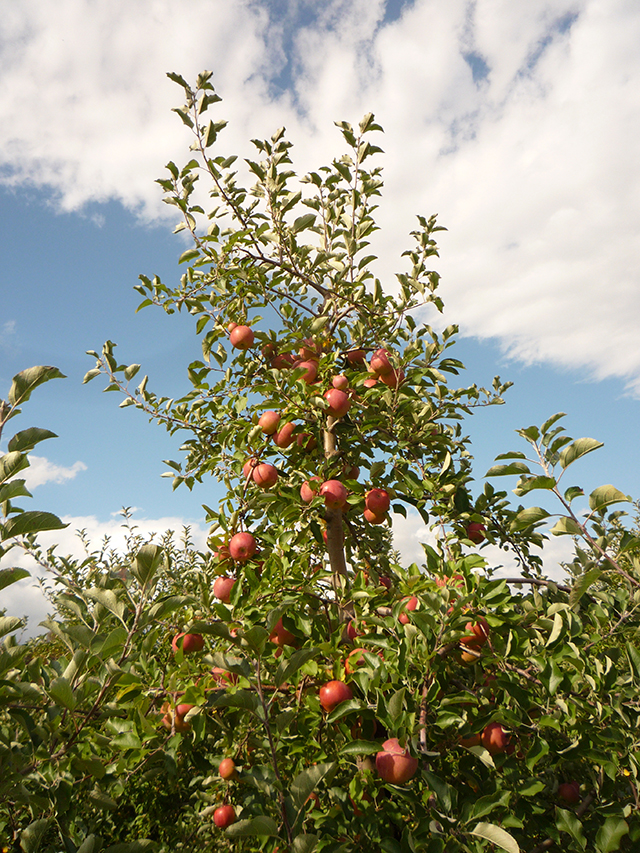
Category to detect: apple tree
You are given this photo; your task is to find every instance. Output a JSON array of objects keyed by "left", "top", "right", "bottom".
[{"left": 2, "top": 71, "right": 640, "bottom": 853}]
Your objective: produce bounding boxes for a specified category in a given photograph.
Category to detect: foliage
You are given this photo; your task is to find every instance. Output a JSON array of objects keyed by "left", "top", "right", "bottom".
[{"left": 2, "top": 72, "right": 640, "bottom": 853}]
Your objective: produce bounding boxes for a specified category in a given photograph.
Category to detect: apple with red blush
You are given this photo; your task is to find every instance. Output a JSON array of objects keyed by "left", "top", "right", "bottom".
[
  {"left": 319, "top": 680, "right": 353, "bottom": 712},
  {"left": 375, "top": 738, "right": 418, "bottom": 784},
  {"left": 213, "top": 576, "right": 236, "bottom": 604},
  {"left": 229, "top": 325, "right": 254, "bottom": 350}
]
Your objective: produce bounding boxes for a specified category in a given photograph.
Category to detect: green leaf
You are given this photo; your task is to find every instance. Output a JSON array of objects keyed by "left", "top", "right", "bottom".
[
  {"left": 588, "top": 485, "right": 629, "bottom": 512},
  {"left": 275, "top": 648, "right": 319, "bottom": 686},
  {"left": 595, "top": 816, "right": 629, "bottom": 852},
  {"left": 541, "top": 412, "right": 567, "bottom": 435},
  {"left": 76, "top": 836, "right": 102, "bottom": 853},
  {"left": 569, "top": 568, "right": 602, "bottom": 608},
  {"left": 20, "top": 819, "right": 50, "bottom": 853},
  {"left": 513, "top": 476, "right": 556, "bottom": 496},
  {"left": 103, "top": 842, "right": 157, "bottom": 853},
  {"left": 291, "top": 835, "right": 318, "bottom": 853},
  {"left": 550, "top": 517, "right": 583, "bottom": 536},
  {"left": 340, "top": 740, "right": 380, "bottom": 756},
  {"left": 0, "top": 566, "right": 30, "bottom": 590},
  {"left": 291, "top": 762, "right": 336, "bottom": 812},
  {"left": 131, "top": 543, "right": 164, "bottom": 586},
  {"left": 485, "top": 462, "right": 531, "bottom": 477},
  {"left": 0, "top": 478, "right": 32, "bottom": 502},
  {"left": 559, "top": 437, "right": 604, "bottom": 469},
  {"left": 178, "top": 248, "right": 200, "bottom": 264},
  {"left": 85, "top": 588, "right": 127, "bottom": 623},
  {"left": 48, "top": 676, "right": 76, "bottom": 710},
  {"left": 469, "top": 823, "right": 520, "bottom": 853},
  {"left": 423, "top": 770, "right": 452, "bottom": 813},
  {"left": 0, "top": 615, "right": 23, "bottom": 638},
  {"left": 564, "top": 486, "right": 584, "bottom": 503},
  {"left": 556, "top": 807, "right": 587, "bottom": 849},
  {"left": 510, "top": 507, "right": 550, "bottom": 531},
  {"left": 225, "top": 816, "right": 279, "bottom": 838},
  {"left": 8, "top": 428, "right": 57, "bottom": 452},
  {"left": 0, "top": 450, "right": 29, "bottom": 485},
  {"left": 8, "top": 366, "right": 66, "bottom": 406},
  {"left": 292, "top": 213, "right": 316, "bottom": 233},
  {"left": 2, "top": 510, "right": 68, "bottom": 539}
]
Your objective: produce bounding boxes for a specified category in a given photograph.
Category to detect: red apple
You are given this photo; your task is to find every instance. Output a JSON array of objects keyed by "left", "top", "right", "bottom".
[
  {"left": 213, "top": 576, "right": 236, "bottom": 604},
  {"left": 271, "top": 352, "right": 295, "bottom": 369},
  {"left": 162, "top": 702, "right": 195, "bottom": 732},
  {"left": 363, "top": 377, "right": 378, "bottom": 388},
  {"left": 346, "top": 349, "right": 366, "bottom": 366},
  {"left": 332, "top": 374, "right": 349, "bottom": 391},
  {"left": 558, "top": 781, "right": 581, "bottom": 804},
  {"left": 274, "top": 422, "right": 296, "bottom": 448},
  {"left": 399, "top": 595, "right": 418, "bottom": 625},
  {"left": 461, "top": 618, "right": 490, "bottom": 648},
  {"left": 481, "top": 723, "right": 509, "bottom": 755},
  {"left": 345, "top": 648, "right": 383, "bottom": 674},
  {"left": 319, "top": 680, "right": 353, "bottom": 712},
  {"left": 211, "top": 667, "right": 238, "bottom": 687},
  {"left": 213, "top": 804, "right": 236, "bottom": 828},
  {"left": 252, "top": 463, "right": 278, "bottom": 488},
  {"left": 229, "top": 325, "right": 254, "bottom": 350},
  {"left": 219, "top": 758, "right": 237, "bottom": 780},
  {"left": 365, "top": 488, "right": 391, "bottom": 515},
  {"left": 376, "top": 738, "right": 418, "bottom": 784},
  {"left": 171, "top": 632, "right": 204, "bottom": 655},
  {"left": 296, "top": 431, "right": 316, "bottom": 450},
  {"left": 216, "top": 544, "right": 232, "bottom": 565},
  {"left": 380, "top": 367, "right": 404, "bottom": 389},
  {"left": 364, "top": 508, "right": 387, "bottom": 524},
  {"left": 269, "top": 618, "right": 296, "bottom": 648},
  {"left": 258, "top": 410, "right": 280, "bottom": 435},
  {"left": 466, "top": 522, "right": 486, "bottom": 544},
  {"left": 319, "top": 479, "right": 348, "bottom": 509},
  {"left": 300, "top": 476, "right": 321, "bottom": 503},
  {"left": 242, "top": 458, "right": 259, "bottom": 479},
  {"left": 343, "top": 463, "right": 360, "bottom": 480},
  {"left": 459, "top": 733, "right": 482, "bottom": 748},
  {"left": 369, "top": 348, "right": 393, "bottom": 377},
  {"left": 295, "top": 359, "right": 318, "bottom": 384},
  {"left": 229, "top": 532, "right": 257, "bottom": 561},
  {"left": 325, "top": 388, "right": 351, "bottom": 418},
  {"left": 346, "top": 619, "right": 360, "bottom": 641},
  {"left": 227, "top": 321, "right": 238, "bottom": 332},
  {"left": 379, "top": 576, "right": 392, "bottom": 591}
]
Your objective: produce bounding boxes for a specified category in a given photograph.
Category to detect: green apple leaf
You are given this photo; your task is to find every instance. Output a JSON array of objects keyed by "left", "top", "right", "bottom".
[{"left": 470, "top": 822, "right": 520, "bottom": 853}]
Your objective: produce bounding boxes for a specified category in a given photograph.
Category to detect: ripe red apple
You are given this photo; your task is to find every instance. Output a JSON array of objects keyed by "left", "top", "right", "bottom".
[
  {"left": 466, "top": 522, "right": 486, "bottom": 544},
  {"left": 269, "top": 617, "right": 297, "bottom": 648},
  {"left": 346, "top": 349, "right": 366, "bottom": 366},
  {"left": 369, "top": 348, "right": 393, "bottom": 377},
  {"left": 558, "top": 781, "right": 581, "bottom": 804},
  {"left": 332, "top": 374, "right": 349, "bottom": 391},
  {"left": 364, "top": 508, "right": 387, "bottom": 524},
  {"left": 258, "top": 410, "right": 280, "bottom": 435},
  {"left": 274, "top": 422, "right": 296, "bottom": 448},
  {"left": 216, "top": 544, "right": 232, "bottom": 565},
  {"left": 211, "top": 667, "right": 238, "bottom": 687},
  {"left": 171, "top": 632, "right": 204, "bottom": 655},
  {"left": 219, "top": 758, "right": 237, "bottom": 780},
  {"left": 379, "top": 576, "right": 392, "bottom": 591},
  {"left": 295, "top": 359, "right": 318, "bottom": 384},
  {"left": 252, "top": 463, "right": 278, "bottom": 488},
  {"left": 162, "top": 702, "right": 195, "bottom": 732},
  {"left": 399, "top": 595, "right": 418, "bottom": 625},
  {"left": 228, "top": 532, "right": 257, "bottom": 562},
  {"left": 300, "top": 476, "right": 321, "bottom": 503},
  {"left": 319, "top": 479, "right": 348, "bottom": 509},
  {"left": 213, "top": 804, "right": 236, "bottom": 828},
  {"left": 461, "top": 618, "right": 490, "bottom": 648},
  {"left": 375, "top": 738, "right": 418, "bottom": 784},
  {"left": 436, "top": 574, "right": 464, "bottom": 589},
  {"left": 271, "top": 352, "right": 295, "bottom": 369},
  {"left": 242, "top": 458, "right": 259, "bottom": 479},
  {"left": 229, "top": 325, "right": 254, "bottom": 350},
  {"left": 343, "top": 463, "right": 360, "bottom": 480},
  {"left": 481, "top": 723, "right": 509, "bottom": 755},
  {"left": 365, "top": 488, "right": 391, "bottom": 514},
  {"left": 346, "top": 619, "right": 360, "bottom": 641},
  {"left": 380, "top": 367, "right": 404, "bottom": 389},
  {"left": 213, "top": 576, "right": 236, "bottom": 604},
  {"left": 319, "top": 680, "right": 353, "bottom": 712},
  {"left": 227, "top": 321, "right": 238, "bottom": 332},
  {"left": 325, "top": 388, "right": 351, "bottom": 418},
  {"left": 459, "top": 733, "right": 482, "bottom": 748},
  {"left": 345, "top": 648, "right": 383, "bottom": 674}
]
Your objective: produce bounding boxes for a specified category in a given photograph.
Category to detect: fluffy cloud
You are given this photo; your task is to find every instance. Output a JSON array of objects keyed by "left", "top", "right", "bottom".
[
  {"left": 23, "top": 455, "right": 87, "bottom": 489},
  {"left": 0, "top": 0, "right": 639, "bottom": 388}
]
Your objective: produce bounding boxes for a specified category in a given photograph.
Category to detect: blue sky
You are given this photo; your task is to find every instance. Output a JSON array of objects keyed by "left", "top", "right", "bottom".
[{"left": 1, "top": 0, "right": 639, "bottom": 628}]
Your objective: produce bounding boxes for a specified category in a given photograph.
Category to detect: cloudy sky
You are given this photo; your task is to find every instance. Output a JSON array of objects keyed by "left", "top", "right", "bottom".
[{"left": 1, "top": 0, "right": 639, "bottom": 632}]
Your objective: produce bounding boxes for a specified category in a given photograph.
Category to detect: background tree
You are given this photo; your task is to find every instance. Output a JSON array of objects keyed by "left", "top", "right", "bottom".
[{"left": 2, "top": 71, "right": 640, "bottom": 853}]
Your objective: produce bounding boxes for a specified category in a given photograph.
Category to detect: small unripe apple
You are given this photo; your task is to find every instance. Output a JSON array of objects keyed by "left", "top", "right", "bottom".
[
  {"left": 375, "top": 738, "right": 418, "bottom": 784},
  {"left": 213, "top": 804, "right": 236, "bottom": 828},
  {"left": 325, "top": 388, "right": 351, "bottom": 418},
  {"left": 300, "top": 476, "right": 321, "bottom": 503},
  {"left": 319, "top": 680, "right": 353, "bottom": 712},
  {"left": 332, "top": 374, "right": 349, "bottom": 391},
  {"left": 219, "top": 758, "right": 237, "bottom": 780},
  {"left": 558, "top": 781, "right": 581, "bottom": 804},
  {"left": 229, "top": 325, "right": 254, "bottom": 350},
  {"left": 319, "top": 479, "right": 348, "bottom": 509},
  {"left": 229, "top": 532, "right": 257, "bottom": 561},
  {"left": 274, "top": 422, "right": 296, "bottom": 448},
  {"left": 466, "top": 522, "right": 486, "bottom": 544},
  {"left": 481, "top": 723, "right": 509, "bottom": 755},
  {"left": 369, "top": 348, "right": 393, "bottom": 376},
  {"left": 399, "top": 595, "right": 418, "bottom": 625},
  {"left": 213, "top": 576, "right": 236, "bottom": 604},
  {"left": 171, "top": 632, "right": 204, "bottom": 655},
  {"left": 295, "top": 359, "right": 318, "bottom": 384},
  {"left": 252, "top": 463, "right": 278, "bottom": 488},
  {"left": 365, "top": 488, "right": 391, "bottom": 514},
  {"left": 258, "top": 410, "right": 280, "bottom": 435}
]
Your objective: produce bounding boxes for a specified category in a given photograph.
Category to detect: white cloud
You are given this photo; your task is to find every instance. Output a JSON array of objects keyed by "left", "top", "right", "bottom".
[
  {"left": 0, "top": 1, "right": 639, "bottom": 390},
  {"left": 23, "top": 455, "right": 87, "bottom": 488}
]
